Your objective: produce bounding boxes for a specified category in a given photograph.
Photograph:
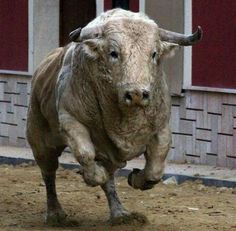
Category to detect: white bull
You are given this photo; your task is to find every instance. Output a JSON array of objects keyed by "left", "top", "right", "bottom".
[{"left": 26, "top": 9, "right": 202, "bottom": 225}]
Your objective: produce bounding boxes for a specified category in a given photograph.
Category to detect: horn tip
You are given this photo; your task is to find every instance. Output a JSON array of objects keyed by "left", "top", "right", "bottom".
[
  {"left": 196, "top": 26, "right": 203, "bottom": 41},
  {"left": 69, "top": 27, "right": 82, "bottom": 42}
]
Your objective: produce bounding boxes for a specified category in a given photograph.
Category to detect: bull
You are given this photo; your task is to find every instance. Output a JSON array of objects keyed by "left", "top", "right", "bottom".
[{"left": 26, "top": 9, "right": 202, "bottom": 225}]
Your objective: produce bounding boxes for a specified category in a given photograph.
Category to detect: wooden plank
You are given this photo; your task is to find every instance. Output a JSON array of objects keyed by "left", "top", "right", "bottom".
[
  {"left": 179, "top": 119, "right": 193, "bottom": 135},
  {"left": 220, "top": 105, "right": 233, "bottom": 135},
  {"left": 217, "top": 135, "right": 227, "bottom": 167},
  {"left": 170, "top": 106, "right": 180, "bottom": 133},
  {"left": 207, "top": 92, "right": 222, "bottom": 114},
  {"left": 206, "top": 155, "right": 217, "bottom": 166},
  {"left": 186, "top": 91, "right": 204, "bottom": 110},
  {"left": 196, "top": 129, "right": 211, "bottom": 141},
  {"left": 210, "top": 114, "right": 219, "bottom": 155},
  {"left": 185, "top": 135, "right": 193, "bottom": 155},
  {"left": 226, "top": 136, "right": 234, "bottom": 157}
]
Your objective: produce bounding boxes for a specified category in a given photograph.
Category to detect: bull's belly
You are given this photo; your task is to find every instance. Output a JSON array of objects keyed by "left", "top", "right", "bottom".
[{"left": 119, "top": 144, "right": 146, "bottom": 161}]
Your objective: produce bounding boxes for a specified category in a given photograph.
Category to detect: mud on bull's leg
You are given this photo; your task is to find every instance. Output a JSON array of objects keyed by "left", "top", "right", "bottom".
[
  {"left": 128, "top": 126, "right": 171, "bottom": 190},
  {"left": 101, "top": 175, "right": 147, "bottom": 225},
  {"left": 59, "top": 113, "right": 109, "bottom": 186}
]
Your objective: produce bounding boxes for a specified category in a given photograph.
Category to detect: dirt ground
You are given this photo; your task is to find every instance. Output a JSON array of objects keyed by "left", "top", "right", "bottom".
[{"left": 0, "top": 164, "right": 236, "bottom": 231}]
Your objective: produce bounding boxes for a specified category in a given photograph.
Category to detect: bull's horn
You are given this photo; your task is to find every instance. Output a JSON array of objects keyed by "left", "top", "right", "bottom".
[
  {"left": 69, "top": 27, "right": 82, "bottom": 42},
  {"left": 69, "top": 25, "right": 104, "bottom": 42},
  {"left": 79, "top": 25, "right": 104, "bottom": 40},
  {"left": 159, "top": 26, "right": 203, "bottom": 46}
]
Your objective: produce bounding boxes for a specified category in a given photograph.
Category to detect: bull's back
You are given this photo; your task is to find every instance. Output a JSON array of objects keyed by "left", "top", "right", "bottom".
[{"left": 27, "top": 46, "right": 69, "bottom": 147}]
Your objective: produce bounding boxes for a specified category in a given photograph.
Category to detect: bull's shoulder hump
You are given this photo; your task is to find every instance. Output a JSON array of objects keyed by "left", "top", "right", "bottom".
[
  {"left": 31, "top": 46, "right": 70, "bottom": 85},
  {"left": 30, "top": 45, "right": 71, "bottom": 101}
]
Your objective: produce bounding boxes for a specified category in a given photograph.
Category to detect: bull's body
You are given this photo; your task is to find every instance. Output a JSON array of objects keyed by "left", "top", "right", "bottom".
[{"left": 27, "top": 9, "right": 202, "bottom": 224}]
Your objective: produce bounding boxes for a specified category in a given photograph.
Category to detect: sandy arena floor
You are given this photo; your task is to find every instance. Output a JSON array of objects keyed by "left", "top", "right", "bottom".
[{"left": 0, "top": 164, "right": 236, "bottom": 231}]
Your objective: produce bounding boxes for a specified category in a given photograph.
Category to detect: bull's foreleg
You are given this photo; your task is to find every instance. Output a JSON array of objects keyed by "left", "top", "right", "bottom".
[
  {"left": 101, "top": 175, "right": 147, "bottom": 225},
  {"left": 128, "top": 125, "right": 171, "bottom": 190},
  {"left": 59, "top": 113, "right": 109, "bottom": 186},
  {"left": 101, "top": 176, "right": 128, "bottom": 218}
]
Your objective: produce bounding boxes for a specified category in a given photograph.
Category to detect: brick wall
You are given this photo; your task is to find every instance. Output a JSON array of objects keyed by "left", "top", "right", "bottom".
[
  {"left": 0, "top": 76, "right": 31, "bottom": 147},
  {"left": 169, "top": 91, "right": 236, "bottom": 168}
]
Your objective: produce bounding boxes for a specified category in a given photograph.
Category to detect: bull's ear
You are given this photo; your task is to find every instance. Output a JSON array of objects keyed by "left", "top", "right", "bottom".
[
  {"left": 82, "top": 39, "right": 100, "bottom": 59},
  {"left": 160, "top": 41, "right": 179, "bottom": 59}
]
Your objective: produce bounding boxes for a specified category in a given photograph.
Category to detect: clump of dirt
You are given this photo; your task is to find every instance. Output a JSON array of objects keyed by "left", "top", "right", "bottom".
[{"left": 0, "top": 164, "right": 236, "bottom": 231}]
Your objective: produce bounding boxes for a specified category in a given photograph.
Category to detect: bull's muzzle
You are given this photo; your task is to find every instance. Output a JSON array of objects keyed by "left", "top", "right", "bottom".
[{"left": 123, "top": 88, "right": 150, "bottom": 107}]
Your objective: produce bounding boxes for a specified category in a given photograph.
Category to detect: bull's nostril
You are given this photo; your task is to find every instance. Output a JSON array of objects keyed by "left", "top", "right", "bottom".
[
  {"left": 125, "top": 92, "right": 132, "bottom": 101},
  {"left": 142, "top": 91, "right": 150, "bottom": 100}
]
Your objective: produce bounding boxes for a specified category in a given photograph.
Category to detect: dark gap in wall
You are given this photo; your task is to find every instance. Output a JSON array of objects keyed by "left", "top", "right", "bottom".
[
  {"left": 196, "top": 138, "right": 211, "bottom": 143},
  {"left": 218, "top": 133, "right": 233, "bottom": 137},
  {"left": 222, "top": 103, "right": 236, "bottom": 107},
  {"left": 0, "top": 100, "right": 11, "bottom": 103},
  {"left": 208, "top": 112, "right": 222, "bottom": 116},
  {"left": 172, "top": 132, "right": 192, "bottom": 136},
  {"left": 22, "top": 118, "right": 26, "bottom": 121},
  {"left": 172, "top": 104, "right": 180, "bottom": 107},
  {"left": 185, "top": 154, "right": 200, "bottom": 158},
  {"left": 0, "top": 135, "right": 9, "bottom": 138},
  {"left": 171, "top": 147, "right": 175, "bottom": 149},
  {"left": 186, "top": 107, "right": 204, "bottom": 112},
  {"left": 4, "top": 92, "right": 20, "bottom": 95},
  {"left": 226, "top": 155, "right": 236, "bottom": 159},
  {"left": 112, "top": 0, "right": 129, "bottom": 9},
  {"left": 14, "top": 104, "right": 28, "bottom": 108},
  {"left": 7, "top": 112, "right": 14, "bottom": 114},
  {"left": 17, "top": 137, "right": 26, "bottom": 140},
  {"left": 1, "top": 122, "right": 17, "bottom": 126},
  {"left": 0, "top": 81, "right": 7, "bottom": 83},
  {"left": 206, "top": 152, "right": 217, "bottom": 156},
  {"left": 16, "top": 82, "right": 27, "bottom": 85},
  {"left": 180, "top": 118, "right": 196, "bottom": 122},
  {"left": 196, "top": 127, "right": 212, "bottom": 131}
]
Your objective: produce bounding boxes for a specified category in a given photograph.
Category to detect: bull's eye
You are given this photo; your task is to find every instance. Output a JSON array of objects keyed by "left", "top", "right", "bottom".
[
  {"left": 152, "top": 51, "right": 157, "bottom": 59},
  {"left": 110, "top": 51, "right": 119, "bottom": 59}
]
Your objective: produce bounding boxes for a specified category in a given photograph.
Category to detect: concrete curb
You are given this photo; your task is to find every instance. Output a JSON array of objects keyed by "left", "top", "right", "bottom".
[{"left": 1, "top": 155, "right": 236, "bottom": 188}]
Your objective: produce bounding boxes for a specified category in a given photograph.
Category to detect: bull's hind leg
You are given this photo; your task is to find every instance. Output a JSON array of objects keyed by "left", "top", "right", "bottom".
[
  {"left": 101, "top": 175, "right": 147, "bottom": 225},
  {"left": 32, "top": 147, "right": 67, "bottom": 225}
]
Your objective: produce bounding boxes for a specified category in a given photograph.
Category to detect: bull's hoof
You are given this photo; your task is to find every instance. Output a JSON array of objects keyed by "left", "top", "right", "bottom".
[
  {"left": 128, "top": 169, "right": 160, "bottom": 190},
  {"left": 45, "top": 210, "right": 68, "bottom": 226},
  {"left": 142, "top": 180, "right": 160, "bottom": 190},
  {"left": 128, "top": 168, "right": 141, "bottom": 188},
  {"left": 110, "top": 212, "right": 148, "bottom": 226},
  {"left": 83, "top": 164, "right": 109, "bottom": 187}
]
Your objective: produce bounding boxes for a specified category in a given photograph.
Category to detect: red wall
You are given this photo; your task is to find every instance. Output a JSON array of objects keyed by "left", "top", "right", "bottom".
[
  {"left": 0, "top": 0, "right": 28, "bottom": 72},
  {"left": 192, "top": 0, "right": 236, "bottom": 89}
]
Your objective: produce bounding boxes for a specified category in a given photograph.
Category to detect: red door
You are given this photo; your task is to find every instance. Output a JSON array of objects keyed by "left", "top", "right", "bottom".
[
  {"left": 104, "top": 0, "right": 139, "bottom": 12},
  {"left": 0, "top": 0, "right": 28, "bottom": 72},
  {"left": 192, "top": 0, "right": 236, "bottom": 89},
  {"left": 60, "top": 0, "right": 96, "bottom": 46}
]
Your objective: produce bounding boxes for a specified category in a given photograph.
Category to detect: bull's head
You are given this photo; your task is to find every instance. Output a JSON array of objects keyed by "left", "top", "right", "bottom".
[{"left": 69, "top": 14, "right": 202, "bottom": 108}]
